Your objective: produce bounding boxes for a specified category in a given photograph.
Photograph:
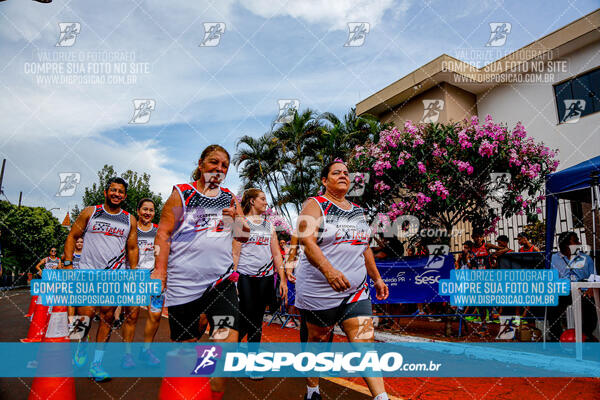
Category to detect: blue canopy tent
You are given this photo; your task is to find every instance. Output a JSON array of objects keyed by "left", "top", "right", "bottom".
[{"left": 545, "top": 155, "right": 600, "bottom": 265}]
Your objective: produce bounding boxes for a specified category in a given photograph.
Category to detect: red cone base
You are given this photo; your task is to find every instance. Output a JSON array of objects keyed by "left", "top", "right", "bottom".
[
  {"left": 28, "top": 377, "right": 76, "bottom": 400},
  {"left": 25, "top": 295, "right": 38, "bottom": 318},
  {"left": 158, "top": 377, "right": 212, "bottom": 399},
  {"left": 21, "top": 302, "right": 50, "bottom": 343}
]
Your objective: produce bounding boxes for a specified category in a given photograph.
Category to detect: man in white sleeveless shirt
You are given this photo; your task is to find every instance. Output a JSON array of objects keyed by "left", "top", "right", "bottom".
[{"left": 64, "top": 177, "right": 139, "bottom": 382}]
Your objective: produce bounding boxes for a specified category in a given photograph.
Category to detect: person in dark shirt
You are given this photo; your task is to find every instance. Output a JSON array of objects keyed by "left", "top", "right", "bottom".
[{"left": 372, "top": 233, "right": 404, "bottom": 259}]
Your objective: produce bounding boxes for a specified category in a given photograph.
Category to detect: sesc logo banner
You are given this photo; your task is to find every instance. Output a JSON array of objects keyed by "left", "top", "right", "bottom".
[{"left": 224, "top": 351, "right": 403, "bottom": 373}]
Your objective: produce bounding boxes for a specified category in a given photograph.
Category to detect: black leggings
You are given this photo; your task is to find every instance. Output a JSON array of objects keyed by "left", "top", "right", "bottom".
[{"left": 237, "top": 274, "right": 275, "bottom": 343}]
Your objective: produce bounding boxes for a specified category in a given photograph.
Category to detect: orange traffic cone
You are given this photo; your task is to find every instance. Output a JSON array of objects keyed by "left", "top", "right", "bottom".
[
  {"left": 44, "top": 305, "right": 70, "bottom": 342},
  {"left": 28, "top": 306, "right": 76, "bottom": 400},
  {"left": 25, "top": 295, "right": 38, "bottom": 318},
  {"left": 158, "top": 348, "right": 211, "bottom": 399},
  {"left": 21, "top": 301, "right": 50, "bottom": 342}
]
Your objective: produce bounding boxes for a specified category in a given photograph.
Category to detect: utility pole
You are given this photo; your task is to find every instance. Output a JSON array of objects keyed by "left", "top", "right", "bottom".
[
  {"left": 18, "top": 191, "right": 22, "bottom": 208},
  {"left": 0, "top": 159, "right": 5, "bottom": 196}
]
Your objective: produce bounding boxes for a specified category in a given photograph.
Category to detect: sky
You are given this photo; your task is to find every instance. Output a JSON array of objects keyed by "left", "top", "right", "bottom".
[{"left": 0, "top": 0, "right": 598, "bottom": 220}]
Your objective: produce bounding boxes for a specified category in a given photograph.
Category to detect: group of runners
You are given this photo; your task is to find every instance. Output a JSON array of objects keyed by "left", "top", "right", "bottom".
[{"left": 33, "top": 144, "right": 392, "bottom": 400}]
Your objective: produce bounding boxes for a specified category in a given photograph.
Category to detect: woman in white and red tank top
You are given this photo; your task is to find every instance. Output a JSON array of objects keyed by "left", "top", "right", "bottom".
[
  {"left": 295, "top": 161, "right": 390, "bottom": 400},
  {"left": 34, "top": 247, "right": 62, "bottom": 276},
  {"left": 233, "top": 188, "right": 287, "bottom": 353},
  {"left": 153, "top": 145, "right": 249, "bottom": 400},
  {"left": 120, "top": 198, "right": 163, "bottom": 368}
]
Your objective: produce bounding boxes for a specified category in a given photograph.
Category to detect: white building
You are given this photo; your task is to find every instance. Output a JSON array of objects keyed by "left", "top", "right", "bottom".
[{"left": 356, "top": 10, "right": 600, "bottom": 251}]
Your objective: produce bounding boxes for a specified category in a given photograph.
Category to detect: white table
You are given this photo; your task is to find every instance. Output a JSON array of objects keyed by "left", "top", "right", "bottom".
[{"left": 570, "top": 281, "right": 600, "bottom": 360}]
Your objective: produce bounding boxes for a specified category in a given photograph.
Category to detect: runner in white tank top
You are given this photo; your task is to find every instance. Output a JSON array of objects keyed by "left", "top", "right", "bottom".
[
  {"left": 63, "top": 177, "right": 138, "bottom": 382},
  {"left": 67, "top": 237, "right": 84, "bottom": 320},
  {"left": 165, "top": 182, "right": 237, "bottom": 305},
  {"left": 72, "top": 237, "right": 83, "bottom": 269},
  {"left": 121, "top": 198, "right": 163, "bottom": 369},
  {"left": 137, "top": 223, "right": 158, "bottom": 270},
  {"left": 237, "top": 216, "right": 275, "bottom": 277},
  {"left": 295, "top": 196, "right": 372, "bottom": 310},
  {"left": 79, "top": 205, "right": 132, "bottom": 270},
  {"left": 152, "top": 145, "right": 249, "bottom": 398},
  {"left": 233, "top": 189, "right": 287, "bottom": 349},
  {"left": 34, "top": 247, "right": 62, "bottom": 276},
  {"left": 296, "top": 161, "right": 389, "bottom": 400}
]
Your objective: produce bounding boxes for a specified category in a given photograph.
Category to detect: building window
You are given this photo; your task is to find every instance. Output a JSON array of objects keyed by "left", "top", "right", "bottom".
[
  {"left": 570, "top": 200, "right": 584, "bottom": 229},
  {"left": 554, "top": 67, "right": 600, "bottom": 123}
]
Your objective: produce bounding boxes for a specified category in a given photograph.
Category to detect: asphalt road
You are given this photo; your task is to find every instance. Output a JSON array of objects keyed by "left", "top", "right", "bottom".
[{"left": 0, "top": 289, "right": 372, "bottom": 400}]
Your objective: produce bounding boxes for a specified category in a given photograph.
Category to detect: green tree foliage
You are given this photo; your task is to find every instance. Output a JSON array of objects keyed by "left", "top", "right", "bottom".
[
  {"left": 71, "top": 165, "right": 163, "bottom": 223},
  {"left": 0, "top": 200, "right": 68, "bottom": 274},
  {"left": 234, "top": 108, "right": 383, "bottom": 216}
]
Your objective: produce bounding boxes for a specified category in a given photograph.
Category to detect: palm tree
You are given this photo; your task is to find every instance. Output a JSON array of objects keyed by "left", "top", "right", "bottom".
[
  {"left": 318, "top": 108, "right": 383, "bottom": 164},
  {"left": 273, "top": 108, "right": 323, "bottom": 212},
  {"left": 234, "top": 108, "right": 385, "bottom": 217},
  {"left": 234, "top": 134, "right": 292, "bottom": 220}
]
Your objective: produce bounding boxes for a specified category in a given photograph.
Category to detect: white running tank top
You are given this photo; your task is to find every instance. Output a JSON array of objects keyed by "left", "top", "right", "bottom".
[
  {"left": 72, "top": 253, "right": 81, "bottom": 269},
  {"left": 237, "top": 217, "right": 274, "bottom": 277},
  {"left": 79, "top": 205, "right": 131, "bottom": 270},
  {"left": 44, "top": 257, "right": 61, "bottom": 270},
  {"left": 166, "top": 183, "right": 235, "bottom": 307},
  {"left": 295, "top": 196, "right": 371, "bottom": 310},
  {"left": 136, "top": 223, "right": 158, "bottom": 270}
]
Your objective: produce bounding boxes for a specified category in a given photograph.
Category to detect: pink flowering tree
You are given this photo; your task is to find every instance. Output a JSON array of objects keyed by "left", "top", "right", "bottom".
[
  {"left": 264, "top": 207, "right": 293, "bottom": 238},
  {"left": 348, "top": 115, "right": 559, "bottom": 238}
]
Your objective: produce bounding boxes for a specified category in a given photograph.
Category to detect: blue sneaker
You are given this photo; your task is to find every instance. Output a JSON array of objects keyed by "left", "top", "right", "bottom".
[
  {"left": 139, "top": 348, "right": 160, "bottom": 367},
  {"left": 121, "top": 353, "right": 136, "bottom": 369},
  {"left": 73, "top": 350, "right": 88, "bottom": 368},
  {"left": 89, "top": 363, "right": 110, "bottom": 382}
]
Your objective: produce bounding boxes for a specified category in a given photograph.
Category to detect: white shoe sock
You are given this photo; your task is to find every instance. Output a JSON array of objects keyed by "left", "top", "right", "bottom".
[
  {"left": 93, "top": 350, "right": 104, "bottom": 365},
  {"left": 307, "top": 385, "right": 320, "bottom": 398}
]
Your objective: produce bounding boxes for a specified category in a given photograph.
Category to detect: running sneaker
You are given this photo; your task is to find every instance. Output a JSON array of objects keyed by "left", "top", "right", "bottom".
[
  {"left": 284, "top": 320, "right": 296, "bottom": 328},
  {"left": 73, "top": 350, "right": 88, "bottom": 368},
  {"left": 246, "top": 371, "right": 264, "bottom": 380},
  {"left": 89, "top": 363, "right": 110, "bottom": 382},
  {"left": 304, "top": 393, "right": 322, "bottom": 400},
  {"left": 121, "top": 353, "right": 136, "bottom": 369},
  {"left": 139, "top": 348, "right": 160, "bottom": 367}
]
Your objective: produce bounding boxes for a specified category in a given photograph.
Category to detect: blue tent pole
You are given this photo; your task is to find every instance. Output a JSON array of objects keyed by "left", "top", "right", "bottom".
[
  {"left": 545, "top": 193, "right": 559, "bottom": 268},
  {"left": 590, "top": 172, "right": 599, "bottom": 272}
]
